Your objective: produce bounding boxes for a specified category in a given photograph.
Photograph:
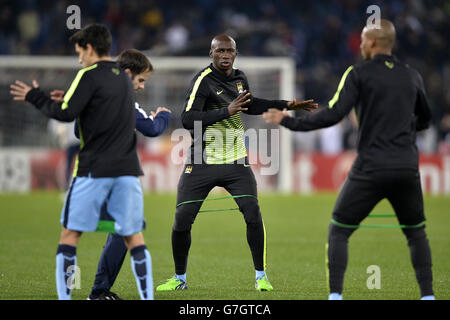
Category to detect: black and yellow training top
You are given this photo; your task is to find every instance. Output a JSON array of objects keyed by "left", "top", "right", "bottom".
[
  {"left": 281, "top": 54, "right": 432, "bottom": 171},
  {"left": 26, "top": 60, "right": 143, "bottom": 177},
  {"left": 182, "top": 63, "right": 288, "bottom": 165}
]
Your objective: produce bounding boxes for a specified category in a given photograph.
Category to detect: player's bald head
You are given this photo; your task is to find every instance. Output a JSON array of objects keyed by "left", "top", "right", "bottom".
[
  {"left": 362, "top": 19, "right": 396, "bottom": 50},
  {"left": 211, "top": 34, "right": 236, "bottom": 50},
  {"left": 209, "top": 34, "right": 238, "bottom": 75}
]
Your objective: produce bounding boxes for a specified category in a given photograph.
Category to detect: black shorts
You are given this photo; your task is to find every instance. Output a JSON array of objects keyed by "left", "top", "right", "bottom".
[
  {"left": 177, "top": 163, "right": 257, "bottom": 206},
  {"left": 173, "top": 163, "right": 260, "bottom": 230},
  {"left": 332, "top": 167, "right": 425, "bottom": 227}
]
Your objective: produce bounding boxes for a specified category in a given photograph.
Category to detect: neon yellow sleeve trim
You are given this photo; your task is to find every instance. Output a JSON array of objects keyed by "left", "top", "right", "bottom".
[
  {"left": 328, "top": 65, "right": 354, "bottom": 109},
  {"left": 185, "top": 68, "right": 212, "bottom": 111},
  {"left": 62, "top": 64, "right": 98, "bottom": 110}
]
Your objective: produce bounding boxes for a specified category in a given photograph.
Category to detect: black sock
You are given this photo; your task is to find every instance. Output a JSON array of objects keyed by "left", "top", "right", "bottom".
[
  {"left": 172, "top": 229, "right": 191, "bottom": 275},
  {"left": 327, "top": 223, "right": 355, "bottom": 294}
]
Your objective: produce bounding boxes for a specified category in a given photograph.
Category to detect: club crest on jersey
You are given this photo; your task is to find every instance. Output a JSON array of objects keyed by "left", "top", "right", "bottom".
[
  {"left": 236, "top": 82, "right": 244, "bottom": 94},
  {"left": 185, "top": 166, "right": 193, "bottom": 174}
]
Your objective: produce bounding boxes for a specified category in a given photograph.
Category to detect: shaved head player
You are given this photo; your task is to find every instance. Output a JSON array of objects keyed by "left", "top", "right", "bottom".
[
  {"left": 263, "top": 19, "right": 434, "bottom": 300},
  {"left": 156, "top": 34, "right": 317, "bottom": 292}
]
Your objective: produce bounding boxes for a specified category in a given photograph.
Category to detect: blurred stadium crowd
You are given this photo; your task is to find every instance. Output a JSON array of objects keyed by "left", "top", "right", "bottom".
[{"left": 1, "top": 0, "right": 449, "bottom": 153}]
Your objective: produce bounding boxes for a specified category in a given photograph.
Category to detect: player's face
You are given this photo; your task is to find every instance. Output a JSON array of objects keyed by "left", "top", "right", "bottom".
[
  {"left": 210, "top": 40, "right": 237, "bottom": 74},
  {"left": 131, "top": 69, "right": 151, "bottom": 92},
  {"left": 75, "top": 43, "right": 94, "bottom": 68}
]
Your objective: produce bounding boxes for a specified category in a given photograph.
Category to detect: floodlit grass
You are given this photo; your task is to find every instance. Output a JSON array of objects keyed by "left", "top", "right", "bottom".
[{"left": 0, "top": 192, "right": 448, "bottom": 300}]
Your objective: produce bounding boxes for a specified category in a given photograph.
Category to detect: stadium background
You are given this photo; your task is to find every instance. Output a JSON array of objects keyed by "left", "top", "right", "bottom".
[
  {"left": 0, "top": 0, "right": 449, "bottom": 301},
  {"left": 0, "top": 0, "right": 449, "bottom": 194}
]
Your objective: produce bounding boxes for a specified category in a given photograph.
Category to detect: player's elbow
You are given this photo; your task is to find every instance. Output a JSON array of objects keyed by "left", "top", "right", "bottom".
[
  {"left": 181, "top": 112, "right": 195, "bottom": 129},
  {"left": 141, "top": 129, "right": 158, "bottom": 137},
  {"left": 52, "top": 113, "right": 78, "bottom": 123},
  {"left": 137, "top": 123, "right": 159, "bottom": 137}
]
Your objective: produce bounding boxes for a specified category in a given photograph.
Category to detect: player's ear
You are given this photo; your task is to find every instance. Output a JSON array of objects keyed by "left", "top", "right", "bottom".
[
  {"left": 124, "top": 68, "right": 133, "bottom": 78},
  {"left": 209, "top": 49, "right": 213, "bottom": 58}
]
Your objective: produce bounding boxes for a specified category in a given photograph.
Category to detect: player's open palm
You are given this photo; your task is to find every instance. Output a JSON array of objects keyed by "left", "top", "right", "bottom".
[
  {"left": 228, "top": 90, "right": 251, "bottom": 115},
  {"left": 287, "top": 99, "right": 318, "bottom": 112},
  {"left": 10, "top": 80, "right": 39, "bottom": 101},
  {"left": 151, "top": 107, "right": 172, "bottom": 118}
]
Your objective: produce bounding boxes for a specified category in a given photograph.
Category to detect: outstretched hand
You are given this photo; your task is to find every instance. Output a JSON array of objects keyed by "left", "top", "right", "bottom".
[
  {"left": 262, "top": 108, "right": 291, "bottom": 125},
  {"left": 287, "top": 99, "right": 318, "bottom": 112},
  {"left": 50, "top": 90, "right": 65, "bottom": 102},
  {"left": 150, "top": 107, "right": 172, "bottom": 118},
  {"left": 10, "top": 80, "right": 39, "bottom": 101},
  {"left": 228, "top": 90, "right": 251, "bottom": 115}
]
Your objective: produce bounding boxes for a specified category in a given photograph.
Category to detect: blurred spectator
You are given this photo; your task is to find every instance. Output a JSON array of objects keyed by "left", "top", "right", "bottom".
[
  {"left": 164, "top": 23, "right": 189, "bottom": 53},
  {"left": 0, "top": 0, "right": 448, "bottom": 152}
]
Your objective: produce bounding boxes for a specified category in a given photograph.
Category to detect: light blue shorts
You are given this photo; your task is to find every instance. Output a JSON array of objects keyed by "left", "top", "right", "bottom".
[{"left": 61, "top": 175, "right": 144, "bottom": 236}]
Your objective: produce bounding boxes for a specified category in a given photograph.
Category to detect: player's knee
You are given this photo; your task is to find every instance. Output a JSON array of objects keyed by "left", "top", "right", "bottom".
[
  {"left": 123, "top": 232, "right": 145, "bottom": 250},
  {"left": 173, "top": 205, "right": 196, "bottom": 232},
  {"left": 238, "top": 197, "right": 262, "bottom": 225},
  {"left": 328, "top": 222, "right": 355, "bottom": 242},
  {"left": 402, "top": 226, "right": 427, "bottom": 243},
  {"left": 59, "top": 228, "right": 82, "bottom": 246}
]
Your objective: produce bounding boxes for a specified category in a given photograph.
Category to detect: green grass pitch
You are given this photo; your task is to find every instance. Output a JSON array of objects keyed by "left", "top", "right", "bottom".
[{"left": 0, "top": 191, "right": 448, "bottom": 300}]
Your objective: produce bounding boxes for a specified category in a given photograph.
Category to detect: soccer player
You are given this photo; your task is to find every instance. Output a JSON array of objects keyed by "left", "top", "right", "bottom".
[
  {"left": 156, "top": 34, "right": 317, "bottom": 292},
  {"left": 50, "top": 49, "right": 172, "bottom": 300},
  {"left": 88, "top": 49, "right": 171, "bottom": 300},
  {"left": 262, "top": 19, "right": 434, "bottom": 300},
  {"left": 10, "top": 24, "right": 153, "bottom": 300}
]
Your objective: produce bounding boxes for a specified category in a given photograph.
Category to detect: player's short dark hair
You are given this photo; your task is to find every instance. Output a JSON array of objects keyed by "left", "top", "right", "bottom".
[
  {"left": 69, "top": 23, "right": 112, "bottom": 57},
  {"left": 117, "top": 49, "right": 154, "bottom": 76}
]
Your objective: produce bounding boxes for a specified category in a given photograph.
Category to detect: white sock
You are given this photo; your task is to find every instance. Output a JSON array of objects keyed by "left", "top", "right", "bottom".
[{"left": 328, "top": 293, "right": 343, "bottom": 300}]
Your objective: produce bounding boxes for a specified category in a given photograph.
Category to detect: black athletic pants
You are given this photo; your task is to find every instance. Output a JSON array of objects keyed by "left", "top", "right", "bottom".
[
  {"left": 327, "top": 167, "right": 433, "bottom": 297},
  {"left": 172, "top": 163, "right": 266, "bottom": 275}
]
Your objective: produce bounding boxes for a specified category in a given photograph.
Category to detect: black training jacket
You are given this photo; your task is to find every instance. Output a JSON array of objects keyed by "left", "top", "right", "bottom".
[
  {"left": 181, "top": 63, "right": 288, "bottom": 164},
  {"left": 26, "top": 60, "right": 143, "bottom": 177},
  {"left": 281, "top": 54, "right": 431, "bottom": 171}
]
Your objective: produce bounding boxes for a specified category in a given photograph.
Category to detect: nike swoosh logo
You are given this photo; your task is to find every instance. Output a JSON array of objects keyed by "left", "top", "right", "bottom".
[
  {"left": 216, "top": 90, "right": 223, "bottom": 95},
  {"left": 385, "top": 61, "right": 394, "bottom": 69}
]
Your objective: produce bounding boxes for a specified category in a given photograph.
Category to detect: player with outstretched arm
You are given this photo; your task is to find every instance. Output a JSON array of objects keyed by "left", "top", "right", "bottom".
[
  {"left": 10, "top": 24, "right": 154, "bottom": 300},
  {"left": 263, "top": 19, "right": 434, "bottom": 300},
  {"left": 51, "top": 49, "right": 172, "bottom": 300},
  {"left": 156, "top": 34, "right": 317, "bottom": 292}
]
